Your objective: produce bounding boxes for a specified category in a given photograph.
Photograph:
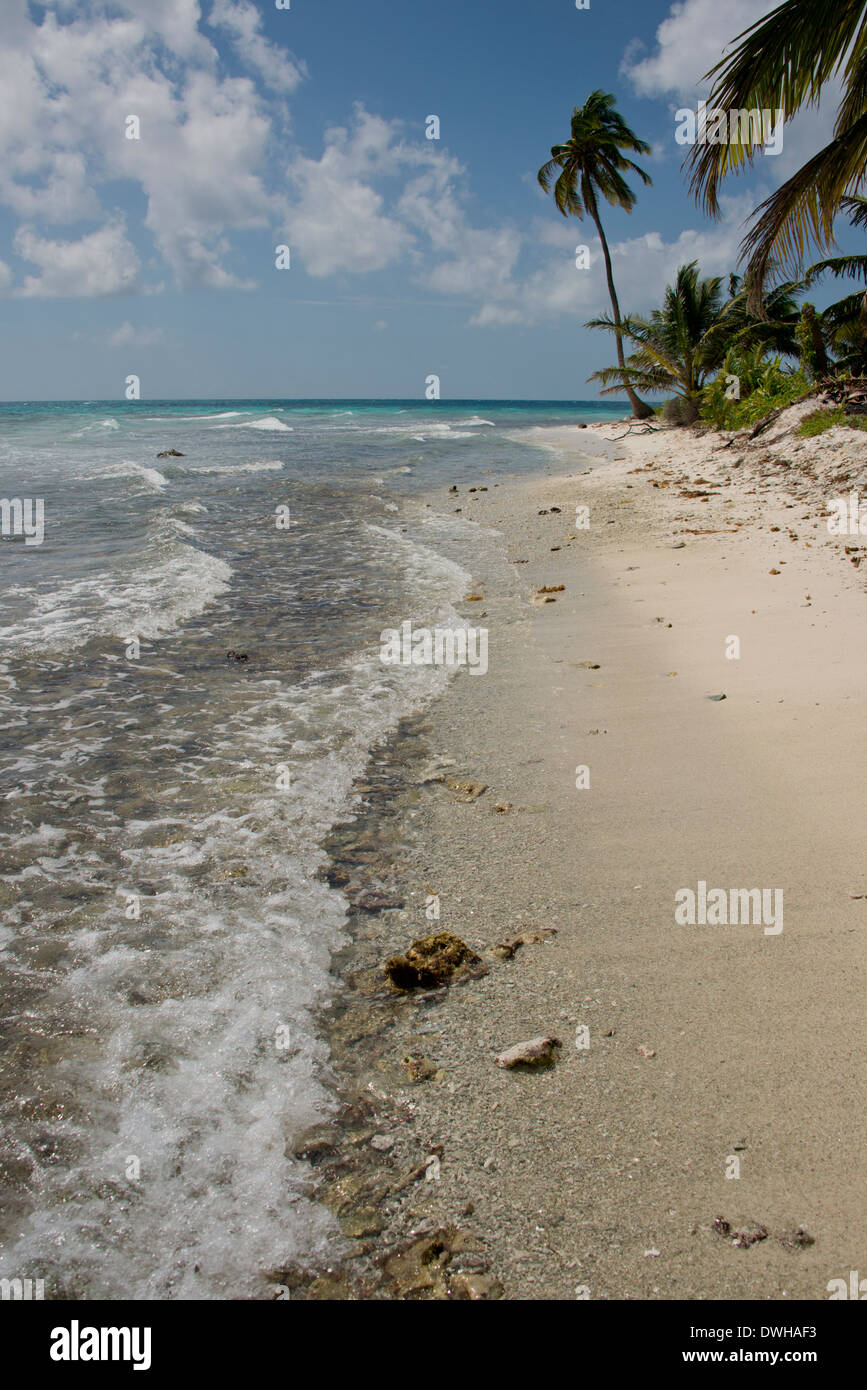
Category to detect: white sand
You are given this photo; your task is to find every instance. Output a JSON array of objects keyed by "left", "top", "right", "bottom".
[{"left": 359, "top": 408, "right": 867, "bottom": 1299}]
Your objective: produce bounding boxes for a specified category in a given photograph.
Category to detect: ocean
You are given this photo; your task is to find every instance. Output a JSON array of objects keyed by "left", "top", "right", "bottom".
[{"left": 0, "top": 398, "right": 619, "bottom": 1298}]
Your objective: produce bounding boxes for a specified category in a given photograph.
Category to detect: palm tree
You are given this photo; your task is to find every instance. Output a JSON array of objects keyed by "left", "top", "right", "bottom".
[
  {"left": 803, "top": 195, "right": 867, "bottom": 370},
  {"left": 538, "top": 91, "right": 654, "bottom": 418},
  {"left": 709, "top": 270, "right": 803, "bottom": 359},
  {"left": 686, "top": 0, "right": 867, "bottom": 306},
  {"left": 586, "top": 261, "right": 727, "bottom": 402}
]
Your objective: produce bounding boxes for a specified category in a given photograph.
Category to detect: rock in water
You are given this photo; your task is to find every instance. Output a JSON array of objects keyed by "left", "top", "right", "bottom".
[
  {"left": 385, "top": 932, "right": 484, "bottom": 991},
  {"left": 443, "top": 777, "right": 487, "bottom": 802},
  {"left": 157, "top": 449, "right": 184, "bottom": 457},
  {"left": 495, "top": 1036, "right": 561, "bottom": 1069}
]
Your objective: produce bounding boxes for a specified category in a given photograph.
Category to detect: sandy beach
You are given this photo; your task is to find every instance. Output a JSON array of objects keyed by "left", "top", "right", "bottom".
[{"left": 297, "top": 407, "right": 867, "bottom": 1300}]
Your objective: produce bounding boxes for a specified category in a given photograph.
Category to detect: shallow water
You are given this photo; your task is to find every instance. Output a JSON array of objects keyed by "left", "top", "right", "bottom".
[{"left": 0, "top": 398, "right": 612, "bottom": 1298}]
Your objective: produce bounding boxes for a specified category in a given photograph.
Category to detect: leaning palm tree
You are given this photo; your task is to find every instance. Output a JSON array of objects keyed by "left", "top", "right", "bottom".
[
  {"left": 538, "top": 90, "right": 654, "bottom": 418},
  {"left": 687, "top": 0, "right": 867, "bottom": 306},
  {"left": 586, "top": 261, "right": 727, "bottom": 402}
]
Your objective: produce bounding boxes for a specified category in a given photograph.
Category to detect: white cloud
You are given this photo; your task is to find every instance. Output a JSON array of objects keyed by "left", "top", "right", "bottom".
[
  {"left": 109, "top": 322, "right": 165, "bottom": 347},
  {"left": 13, "top": 220, "right": 141, "bottom": 298},
  {"left": 209, "top": 0, "right": 305, "bottom": 93},
  {"left": 437, "top": 194, "right": 755, "bottom": 329},
  {"left": 0, "top": 2, "right": 285, "bottom": 292},
  {"left": 286, "top": 110, "right": 439, "bottom": 276},
  {"left": 622, "top": 1, "right": 771, "bottom": 100}
]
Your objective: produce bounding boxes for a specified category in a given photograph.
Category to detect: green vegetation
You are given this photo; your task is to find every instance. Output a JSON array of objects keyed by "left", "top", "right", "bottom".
[
  {"left": 546, "top": 4, "right": 867, "bottom": 418},
  {"left": 797, "top": 408, "right": 867, "bottom": 436},
  {"left": 700, "top": 353, "right": 811, "bottom": 430}
]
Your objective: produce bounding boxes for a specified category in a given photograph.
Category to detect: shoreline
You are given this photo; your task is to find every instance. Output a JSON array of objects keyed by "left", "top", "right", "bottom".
[{"left": 291, "top": 407, "right": 867, "bottom": 1299}]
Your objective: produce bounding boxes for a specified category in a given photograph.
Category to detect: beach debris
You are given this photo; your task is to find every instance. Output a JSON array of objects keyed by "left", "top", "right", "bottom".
[
  {"left": 644, "top": 1248, "right": 661, "bottom": 1258},
  {"left": 636, "top": 1045, "right": 656, "bottom": 1059},
  {"left": 490, "top": 927, "right": 557, "bottom": 960},
  {"left": 493, "top": 801, "right": 512, "bottom": 814},
  {"left": 464, "top": 593, "right": 484, "bottom": 601},
  {"left": 157, "top": 449, "right": 184, "bottom": 457},
  {"left": 226, "top": 650, "right": 249, "bottom": 662},
  {"left": 384, "top": 932, "right": 484, "bottom": 991},
  {"left": 671, "top": 541, "right": 686, "bottom": 549},
  {"left": 713, "top": 1217, "right": 771, "bottom": 1249},
  {"left": 550, "top": 506, "right": 562, "bottom": 513},
  {"left": 402, "top": 1052, "right": 438, "bottom": 1083},
  {"left": 707, "top": 693, "right": 727, "bottom": 701},
  {"left": 712, "top": 1217, "right": 769, "bottom": 1249},
  {"left": 537, "top": 584, "right": 565, "bottom": 593},
  {"left": 538, "top": 509, "right": 549, "bottom": 515},
  {"left": 449, "top": 485, "right": 458, "bottom": 493},
  {"left": 495, "top": 1035, "right": 561, "bottom": 1069},
  {"left": 443, "top": 777, "right": 487, "bottom": 802},
  {"left": 534, "top": 594, "right": 556, "bottom": 603},
  {"left": 778, "top": 1227, "right": 815, "bottom": 1251},
  {"left": 576, "top": 660, "right": 601, "bottom": 669}
]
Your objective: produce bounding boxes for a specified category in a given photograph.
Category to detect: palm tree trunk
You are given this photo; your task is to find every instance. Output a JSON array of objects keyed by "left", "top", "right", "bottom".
[{"left": 587, "top": 196, "right": 654, "bottom": 419}]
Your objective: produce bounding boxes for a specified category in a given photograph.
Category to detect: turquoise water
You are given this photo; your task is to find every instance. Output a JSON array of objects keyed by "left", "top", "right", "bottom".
[{"left": 0, "top": 399, "right": 611, "bottom": 1298}]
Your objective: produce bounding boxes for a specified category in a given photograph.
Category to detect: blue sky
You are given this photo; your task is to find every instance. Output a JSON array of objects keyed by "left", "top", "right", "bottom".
[{"left": 0, "top": 0, "right": 858, "bottom": 400}]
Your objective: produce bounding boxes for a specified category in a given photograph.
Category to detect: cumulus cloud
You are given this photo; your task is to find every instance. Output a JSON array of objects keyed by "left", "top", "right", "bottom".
[
  {"left": 285, "top": 110, "right": 443, "bottom": 276},
  {"left": 622, "top": 0, "right": 771, "bottom": 100},
  {"left": 430, "top": 193, "right": 756, "bottom": 329},
  {"left": 209, "top": 0, "right": 305, "bottom": 93},
  {"left": 0, "top": 0, "right": 297, "bottom": 292},
  {"left": 14, "top": 220, "right": 141, "bottom": 298}
]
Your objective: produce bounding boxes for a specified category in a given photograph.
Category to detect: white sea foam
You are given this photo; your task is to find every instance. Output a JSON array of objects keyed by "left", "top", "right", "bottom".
[
  {"left": 0, "top": 524, "right": 473, "bottom": 1299},
  {"left": 100, "top": 461, "right": 170, "bottom": 490},
  {"left": 193, "top": 460, "right": 284, "bottom": 474},
  {"left": 0, "top": 537, "right": 232, "bottom": 651},
  {"left": 216, "top": 417, "right": 294, "bottom": 432}
]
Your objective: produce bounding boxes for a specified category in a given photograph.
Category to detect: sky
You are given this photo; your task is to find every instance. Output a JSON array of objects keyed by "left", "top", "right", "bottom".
[{"left": 0, "top": 0, "right": 859, "bottom": 401}]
